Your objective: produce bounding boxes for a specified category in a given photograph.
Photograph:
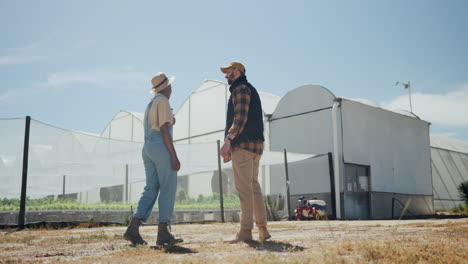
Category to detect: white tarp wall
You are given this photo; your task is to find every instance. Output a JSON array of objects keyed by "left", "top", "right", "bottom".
[
  {"left": 430, "top": 134, "right": 468, "bottom": 211},
  {"left": 0, "top": 118, "right": 144, "bottom": 200},
  {"left": 0, "top": 118, "right": 25, "bottom": 198},
  {"left": 173, "top": 80, "right": 228, "bottom": 144}
]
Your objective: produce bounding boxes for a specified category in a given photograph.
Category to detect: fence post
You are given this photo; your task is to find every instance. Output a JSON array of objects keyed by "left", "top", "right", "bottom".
[
  {"left": 125, "top": 164, "right": 129, "bottom": 203},
  {"left": 217, "top": 140, "right": 225, "bottom": 223},
  {"left": 18, "top": 116, "right": 31, "bottom": 229},
  {"left": 283, "top": 149, "right": 291, "bottom": 220},
  {"left": 62, "top": 175, "right": 66, "bottom": 197},
  {"left": 327, "top": 152, "right": 337, "bottom": 219}
]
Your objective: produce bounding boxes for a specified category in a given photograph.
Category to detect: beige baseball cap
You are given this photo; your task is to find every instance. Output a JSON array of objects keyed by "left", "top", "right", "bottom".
[{"left": 220, "top": 61, "right": 246, "bottom": 74}]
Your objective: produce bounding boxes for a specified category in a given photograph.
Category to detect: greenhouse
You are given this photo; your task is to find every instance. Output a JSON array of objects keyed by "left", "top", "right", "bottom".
[
  {"left": 267, "top": 84, "right": 433, "bottom": 219},
  {"left": 430, "top": 134, "right": 468, "bottom": 211}
]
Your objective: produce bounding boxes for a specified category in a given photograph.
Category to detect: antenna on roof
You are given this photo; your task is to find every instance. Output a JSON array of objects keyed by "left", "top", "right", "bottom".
[{"left": 395, "top": 81, "right": 413, "bottom": 113}]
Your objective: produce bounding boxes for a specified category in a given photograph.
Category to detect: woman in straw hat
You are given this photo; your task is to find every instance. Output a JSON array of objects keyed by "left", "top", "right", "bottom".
[{"left": 124, "top": 72, "right": 183, "bottom": 246}]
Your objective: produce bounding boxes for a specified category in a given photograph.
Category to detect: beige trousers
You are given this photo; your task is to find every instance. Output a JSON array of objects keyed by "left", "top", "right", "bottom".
[{"left": 231, "top": 148, "right": 267, "bottom": 230}]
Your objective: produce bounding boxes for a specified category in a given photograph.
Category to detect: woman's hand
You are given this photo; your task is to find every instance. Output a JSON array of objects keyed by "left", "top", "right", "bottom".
[
  {"left": 160, "top": 122, "right": 180, "bottom": 172},
  {"left": 172, "top": 156, "right": 181, "bottom": 171}
]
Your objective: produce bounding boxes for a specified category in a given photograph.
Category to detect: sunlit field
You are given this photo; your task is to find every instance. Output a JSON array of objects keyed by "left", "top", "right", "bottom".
[
  {"left": 0, "top": 193, "right": 241, "bottom": 211},
  {"left": 1, "top": 218, "right": 467, "bottom": 264}
]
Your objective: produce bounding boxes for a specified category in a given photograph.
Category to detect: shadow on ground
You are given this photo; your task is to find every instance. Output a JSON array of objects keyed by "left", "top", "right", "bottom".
[
  {"left": 246, "top": 240, "right": 305, "bottom": 252},
  {"left": 150, "top": 245, "right": 197, "bottom": 254}
]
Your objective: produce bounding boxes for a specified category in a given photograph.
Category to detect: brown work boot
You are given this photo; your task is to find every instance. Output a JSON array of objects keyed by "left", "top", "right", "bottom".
[
  {"left": 156, "top": 222, "right": 183, "bottom": 246},
  {"left": 259, "top": 227, "right": 271, "bottom": 242},
  {"left": 123, "top": 216, "right": 147, "bottom": 245},
  {"left": 228, "top": 229, "right": 253, "bottom": 244}
]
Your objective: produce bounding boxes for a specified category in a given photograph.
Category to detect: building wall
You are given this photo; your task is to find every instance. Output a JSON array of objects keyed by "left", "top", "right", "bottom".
[
  {"left": 341, "top": 99, "right": 433, "bottom": 196},
  {"left": 370, "top": 192, "right": 434, "bottom": 219},
  {"left": 339, "top": 99, "right": 433, "bottom": 217}
]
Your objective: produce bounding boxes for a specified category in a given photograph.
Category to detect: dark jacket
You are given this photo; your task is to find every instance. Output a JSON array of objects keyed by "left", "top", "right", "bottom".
[{"left": 225, "top": 76, "right": 264, "bottom": 145}]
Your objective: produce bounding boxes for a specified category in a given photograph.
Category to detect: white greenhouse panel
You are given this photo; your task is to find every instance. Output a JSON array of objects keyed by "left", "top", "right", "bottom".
[
  {"left": 270, "top": 109, "right": 334, "bottom": 155},
  {"left": 189, "top": 86, "right": 226, "bottom": 136},
  {"left": 174, "top": 99, "right": 190, "bottom": 140}
]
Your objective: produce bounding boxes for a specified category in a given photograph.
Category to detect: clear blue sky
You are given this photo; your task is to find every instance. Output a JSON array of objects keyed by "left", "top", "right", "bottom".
[{"left": 1, "top": 0, "right": 467, "bottom": 140}]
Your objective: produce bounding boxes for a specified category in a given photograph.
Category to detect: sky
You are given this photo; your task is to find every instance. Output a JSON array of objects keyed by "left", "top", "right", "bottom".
[{"left": 1, "top": 0, "right": 467, "bottom": 141}]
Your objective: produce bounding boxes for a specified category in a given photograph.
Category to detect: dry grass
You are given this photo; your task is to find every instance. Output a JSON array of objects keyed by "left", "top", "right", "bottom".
[
  {"left": 318, "top": 239, "right": 467, "bottom": 264},
  {"left": 0, "top": 234, "right": 38, "bottom": 245},
  {"left": 1, "top": 218, "right": 467, "bottom": 264}
]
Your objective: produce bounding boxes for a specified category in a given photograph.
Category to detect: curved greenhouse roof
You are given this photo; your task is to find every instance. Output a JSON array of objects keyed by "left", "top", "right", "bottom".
[
  {"left": 100, "top": 111, "right": 144, "bottom": 142},
  {"left": 273, "top": 85, "right": 422, "bottom": 122},
  {"left": 430, "top": 134, "right": 468, "bottom": 154}
]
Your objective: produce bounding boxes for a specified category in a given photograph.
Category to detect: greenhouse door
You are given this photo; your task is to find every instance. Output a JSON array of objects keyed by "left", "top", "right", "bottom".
[{"left": 344, "top": 163, "right": 370, "bottom": 219}]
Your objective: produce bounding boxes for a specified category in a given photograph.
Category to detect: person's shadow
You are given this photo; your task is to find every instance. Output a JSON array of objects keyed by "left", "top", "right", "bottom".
[
  {"left": 150, "top": 245, "right": 197, "bottom": 254},
  {"left": 246, "top": 240, "right": 305, "bottom": 252}
]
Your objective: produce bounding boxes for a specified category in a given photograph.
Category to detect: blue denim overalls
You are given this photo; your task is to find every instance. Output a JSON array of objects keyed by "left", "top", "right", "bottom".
[{"left": 134, "top": 94, "right": 177, "bottom": 223}]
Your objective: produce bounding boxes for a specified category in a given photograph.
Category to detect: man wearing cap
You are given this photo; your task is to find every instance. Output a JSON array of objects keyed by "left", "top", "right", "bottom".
[
  {"left": 220, "top": 62, "right": 271, "bottom": 243},
  {"left": 124, "top": 72, "right": 183, "bottom": 246}
]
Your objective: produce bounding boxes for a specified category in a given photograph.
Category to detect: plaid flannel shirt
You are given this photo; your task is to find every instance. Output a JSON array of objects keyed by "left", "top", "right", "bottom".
[{"left": 226, "top": 84, "right": 264, "bottom": 155}]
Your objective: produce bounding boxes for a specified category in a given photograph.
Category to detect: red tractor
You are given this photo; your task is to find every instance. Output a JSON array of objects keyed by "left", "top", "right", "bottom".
[{"left": 294, "top": 196, "right": 328, "bottom": 220}]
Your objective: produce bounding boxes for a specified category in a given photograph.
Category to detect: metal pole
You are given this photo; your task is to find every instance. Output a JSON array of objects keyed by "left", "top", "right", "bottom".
[
  {"left": 18, "top": 116, "right": 31, "bottom": 229},
  {"left": 131, "top": 116, "right": 134, "bottom": 141},
  {"left": 283, "top": 149, "right": 291, "bottom": 220},
  {"left": 125, "top": 164, "right": 129, "bottom": 203},
  {"left": 217, "top": 140, "right": 225, "bottom": 222},
  {"left": 408, "top": 81, "right": 413, "bottom": 113},
  {"left": 188, "top": 97, "right": 191, "bottom": 144},
  {"left": 62, "top": 175, "right": 66, "bottom": 197},
  {"left": 327, "top": 152, "right": 337, "bottom": 219}
]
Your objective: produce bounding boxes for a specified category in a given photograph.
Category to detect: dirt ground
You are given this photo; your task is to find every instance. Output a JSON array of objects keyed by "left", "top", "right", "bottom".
[{"left": 1, "top": 218, "right": 467, "bottom": 264}]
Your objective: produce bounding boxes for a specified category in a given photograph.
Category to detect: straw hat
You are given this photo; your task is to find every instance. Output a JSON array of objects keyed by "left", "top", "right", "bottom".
[
  {"left": 220, "top": 62, "right": 246, "bottom": 74},
  {"left": 150, "top": 72, "right": 175, "bottom": 93}
]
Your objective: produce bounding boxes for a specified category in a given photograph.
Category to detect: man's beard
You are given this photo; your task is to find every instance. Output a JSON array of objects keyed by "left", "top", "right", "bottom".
[{"left": 227, "top": 73, "right": 236, "bottom": 85}]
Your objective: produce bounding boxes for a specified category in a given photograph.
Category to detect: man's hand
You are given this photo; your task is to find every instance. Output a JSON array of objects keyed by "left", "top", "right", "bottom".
[{"left": 220, "top": 139, "right": 232, "bottom": 163}]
